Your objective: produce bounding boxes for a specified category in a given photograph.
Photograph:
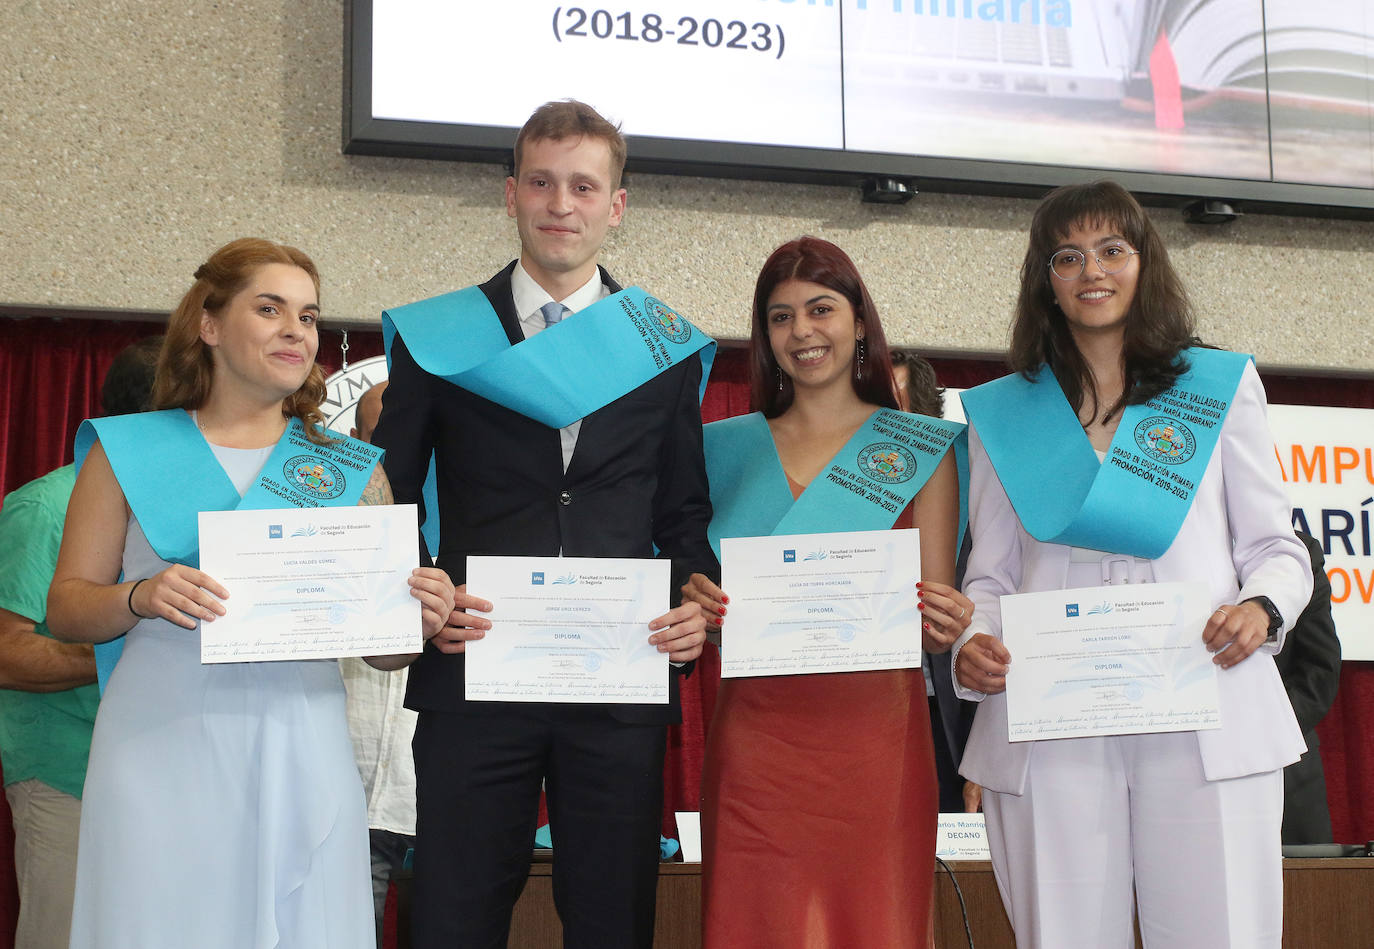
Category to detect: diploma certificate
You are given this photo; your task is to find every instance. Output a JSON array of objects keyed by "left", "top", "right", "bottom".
[
  {"left": 1001, "top": 581, "right": 1220, "bottom": 742},
  {"left": 719, "top": 529, "right": 921, "bottom": 678},
  {"left": 197, "top": 505, "right": 421, "bottom": 663},
  {"left": 463, "top": 556, "right": 669, "bottom": 704}
]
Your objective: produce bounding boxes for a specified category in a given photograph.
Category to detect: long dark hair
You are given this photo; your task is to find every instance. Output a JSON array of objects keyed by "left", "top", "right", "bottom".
[
  {"left": 749, "top": 236, "right": 899, "bottom": 417},
  {"left": 1009, "top": 181, "right": 1196, "bottom": 423}
]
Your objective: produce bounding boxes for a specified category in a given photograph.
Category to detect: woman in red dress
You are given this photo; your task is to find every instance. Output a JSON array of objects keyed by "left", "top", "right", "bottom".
[{"left": 684, "top": 237, "right": 973, "bottom": 947}]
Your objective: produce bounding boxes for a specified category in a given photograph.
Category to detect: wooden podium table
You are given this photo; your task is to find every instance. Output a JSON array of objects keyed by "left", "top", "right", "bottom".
[
  {"left": 396, "top": 856, "right": 1374, "bottom": 948},
  {"left": 394, "top": 860, "right": 702, "bottom": 949},
  {"left": 932, "top": 857, "right": 1374, "bottom": 949}
]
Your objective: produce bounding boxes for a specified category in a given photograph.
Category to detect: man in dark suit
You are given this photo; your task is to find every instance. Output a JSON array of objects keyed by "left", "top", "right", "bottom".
[
  {"left": 372, "top": 100, "right": 715, "bottom": 949},
  {"left": 1276, "top": 531, "right": 1342, "bottom": 844}
]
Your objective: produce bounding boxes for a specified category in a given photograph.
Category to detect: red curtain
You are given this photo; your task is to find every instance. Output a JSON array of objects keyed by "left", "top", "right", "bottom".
[
  {"left": 0, "top": 319, "right": 167, "bottom": 499},
  {"left": 1, "top": 317, "right": 1371, "bottom": 944}
]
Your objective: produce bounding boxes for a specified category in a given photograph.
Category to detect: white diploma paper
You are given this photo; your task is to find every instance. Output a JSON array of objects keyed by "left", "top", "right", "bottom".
[
  {"left": 197, "top": 504, "right": 421, "bottom": 663},
  {"left": 674, "top": 811, "right": 702, "bottom": 864},
  {"left": 1001, "top": 581, "right": 1220, "bottom": 742},
  {"left": 719, "top": 529, "right": 921, "bottom": 678},
  {"left": 463, "top": 556, "right": 669, "bottom": 704}
]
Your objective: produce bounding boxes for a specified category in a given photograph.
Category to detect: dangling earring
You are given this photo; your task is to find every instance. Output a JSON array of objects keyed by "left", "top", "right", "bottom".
[
  {"left": 776, "top": 366, "right": 784, "bottom": 391},
  {"left": 854, "top": 337, "right": 866, "bottom": 380}
]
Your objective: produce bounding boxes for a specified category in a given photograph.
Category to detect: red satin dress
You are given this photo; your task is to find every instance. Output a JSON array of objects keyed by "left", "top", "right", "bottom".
[{"left": 700, "top": 488, "right": 938, "bottom": 948}]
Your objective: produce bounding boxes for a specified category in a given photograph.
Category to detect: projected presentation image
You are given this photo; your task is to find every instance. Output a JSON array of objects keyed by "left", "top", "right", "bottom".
[
  {"left": 362, "top": 0, "right": 1374, "bottom": 192},
  {"left": 1264, "top": 0, "right": 1374, "bottom": 189},
  {"left": 844, "top": 0, "right": 1273, "bottom": 181},
  {"left": 370, "top": 0, "right": 847, "bottom": 150}
]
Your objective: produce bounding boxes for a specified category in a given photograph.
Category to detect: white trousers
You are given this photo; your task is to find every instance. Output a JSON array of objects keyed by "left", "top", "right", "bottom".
[
  {"left": 5, "top": 779, "right": 83, "bottom": 949},
  {"left": 982, "top": 730, "right": 1284, "bottom": 949}
]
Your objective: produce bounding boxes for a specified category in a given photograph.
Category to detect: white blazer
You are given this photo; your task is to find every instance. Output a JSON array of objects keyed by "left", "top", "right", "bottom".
[{"left": 954, "top": 363, "right": 1312, "bottom": 794}]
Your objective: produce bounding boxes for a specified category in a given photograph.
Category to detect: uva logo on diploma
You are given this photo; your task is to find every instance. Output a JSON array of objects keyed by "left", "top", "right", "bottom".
[
  {"left": 1133, "top": 416, "right": 1197, "bottom": 465},
  {"left": 645, "top": 296, "right": 692, "bottom": 345},
  {"left": 269, "top": 525, "right": 283, "bottom": 539},
  {"left": 284, "top": 455, "right": 346, "bottom": 500},
  {"left": 857, "top": 442, "right": 918, "bottom": 484},
  {"left": 1064, "top": 602, "right": 1113, "bottom": 618},
  {"left": 531, "top": 572, "right": 545, "bottom": 585},
  {"left": 783, "top": 549, "right": 796, "bottom": 562}
]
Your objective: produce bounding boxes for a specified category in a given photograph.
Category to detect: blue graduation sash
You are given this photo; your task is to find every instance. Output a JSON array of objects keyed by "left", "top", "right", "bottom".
[
  {"left": 383, "top": 285, "right": 716, "bottom": 426},
  {"left": 703, "top": 408, "right": 967, "bottom": 555},
  {"left": 75, "top": 411, "right": 381, "bottom": 685},
  {"left": 959, "top": 347, "right": 1250, "bottom": 559}
]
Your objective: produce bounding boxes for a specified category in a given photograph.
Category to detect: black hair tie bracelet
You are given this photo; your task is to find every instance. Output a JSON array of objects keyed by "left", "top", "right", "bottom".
[{"left": 127, "top": 578, "right": 152, "bottom": 619}]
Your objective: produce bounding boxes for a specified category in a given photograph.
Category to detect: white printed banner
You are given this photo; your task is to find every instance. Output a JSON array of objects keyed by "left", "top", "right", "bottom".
[{"left": 1270, "top": 403, "right": 1374, "bottom": 661}]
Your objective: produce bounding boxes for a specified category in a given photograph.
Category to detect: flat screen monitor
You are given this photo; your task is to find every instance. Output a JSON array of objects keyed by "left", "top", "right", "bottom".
[{"left": 345, "top": 1, "right": 1374, "bottom": 217}]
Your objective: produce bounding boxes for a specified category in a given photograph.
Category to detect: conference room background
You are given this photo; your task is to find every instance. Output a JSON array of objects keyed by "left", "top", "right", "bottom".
[
  {"left": 1, "top": 0, "right": 1372, "bottom": 375},
  {"left": 1, "top": 0, "right": 1371, "bottom": 885}
]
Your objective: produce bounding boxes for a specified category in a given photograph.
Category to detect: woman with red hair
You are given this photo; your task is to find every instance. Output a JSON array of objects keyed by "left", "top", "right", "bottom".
[{"left": 48, "top": 238, "right": 455, "bottom": 949}]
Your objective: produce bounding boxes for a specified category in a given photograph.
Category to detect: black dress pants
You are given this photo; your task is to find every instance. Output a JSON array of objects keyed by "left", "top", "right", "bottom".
[{"left": 411, "top": 705, "right": 666, "bottom": 949}]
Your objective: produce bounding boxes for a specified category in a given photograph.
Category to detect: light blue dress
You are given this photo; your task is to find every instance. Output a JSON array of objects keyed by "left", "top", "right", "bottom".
[{"left": 69, "top": 444, "right": 373, "bottom": 949}]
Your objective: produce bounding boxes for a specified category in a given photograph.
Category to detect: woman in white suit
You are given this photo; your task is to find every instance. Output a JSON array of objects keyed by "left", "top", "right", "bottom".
[{"left": 953, "top": 181, "right": 1312, "bottom": 949}]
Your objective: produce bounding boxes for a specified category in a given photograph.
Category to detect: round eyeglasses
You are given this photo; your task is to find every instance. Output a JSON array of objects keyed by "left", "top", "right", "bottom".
[{"left": 1048, "top": 241, "right": 1139, "bottom": 281}]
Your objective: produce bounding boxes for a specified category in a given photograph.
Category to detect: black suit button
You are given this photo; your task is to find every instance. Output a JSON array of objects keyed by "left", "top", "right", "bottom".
[{"left": 558, "top": 490, "right": 572, "bottom": 506}]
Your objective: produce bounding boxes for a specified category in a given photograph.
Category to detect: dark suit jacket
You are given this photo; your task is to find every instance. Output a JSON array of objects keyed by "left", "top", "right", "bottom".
[
  {"left": 374, "top": 262, "right": 718, "bottom": 725},
  {"left": 1276, "top": 531, "right": 1342, "bottom": 844},
  {"left": 927, "top": 649, "right": 976, "bottom": 805},
  {"left": 929, "top": 531, "right": 976, "bottom": 810}
]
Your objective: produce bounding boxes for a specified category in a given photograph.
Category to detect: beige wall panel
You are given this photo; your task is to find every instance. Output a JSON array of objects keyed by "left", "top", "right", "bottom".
[{"left": 2, "top": 1, "right": 1371, "bottom": 372}]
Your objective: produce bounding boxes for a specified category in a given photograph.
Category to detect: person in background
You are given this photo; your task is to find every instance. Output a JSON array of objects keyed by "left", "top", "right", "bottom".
[
  {"left": 954, "top": 181, "right": 1312, "bottom": 949},
  {"left": 343, "top": 379, "right": 420, "bottom": 946},
  {"left": 890, "top": 348, "right": 945, "bottom": 419},
  {"left": 0, "top": 336, "right": 161, "bottom": 949},
  {"left": 890, "top": 348, "right": 978, "bottom": 815},
  {"left": 1277, "top": 531, "right": 1341, "bottom": 845}
]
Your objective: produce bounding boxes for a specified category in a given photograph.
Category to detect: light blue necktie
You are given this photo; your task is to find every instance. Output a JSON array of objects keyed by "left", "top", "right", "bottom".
[{"left": 540, "top": 301, "right": 570, "bottom": 327}]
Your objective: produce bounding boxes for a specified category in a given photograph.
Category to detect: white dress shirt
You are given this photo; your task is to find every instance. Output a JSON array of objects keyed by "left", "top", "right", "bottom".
[
  {"left": 341, "top": 657, "right": 417, "bottom": 836},
  {"left": 510, "top": 263, "right": 683, "bottom": 662}
]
